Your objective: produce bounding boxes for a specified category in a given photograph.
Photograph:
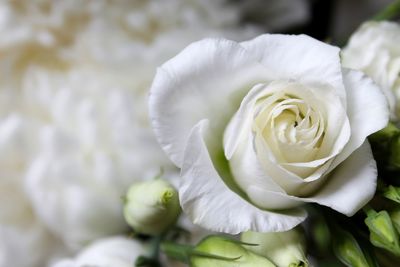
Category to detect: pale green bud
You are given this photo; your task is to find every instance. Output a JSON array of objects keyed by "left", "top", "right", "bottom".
[
  {"left": 332, "top": 228, "right": 375, "bottom": 267},
  {"left": 241, "top": 229, "right": 309, "bottom": 267},
  {"left": 123, "top": 179, "right": 181, "bottom": 235},
  {"left": 365, "top": 209, "right": 400, "bottom": 256},
  {"left": 190, "top": 235, "right": 276, "bottom": 267},
  {"left": 383, "top": 185, "right": 400, "bottom": 204}
]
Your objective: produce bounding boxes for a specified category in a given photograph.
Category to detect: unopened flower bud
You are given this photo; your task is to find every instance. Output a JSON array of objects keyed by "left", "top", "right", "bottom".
[
  {"left": 241, "top": 229, "right": 309, "bottom": 267},
  {"left": 123, "top": 179, "right": 181, "bottom": 235},
  {"left": 365, "top": 209, "right": 400, "bottom": 256},
  {"left": 332, "top": 228, "right": 373, "bottom": 267},
  {"left": 190, "top": 235, "right": 275, "bottom": 267},
  {"left": 383, "top": 185, "right": 400, "bottom": 204}
]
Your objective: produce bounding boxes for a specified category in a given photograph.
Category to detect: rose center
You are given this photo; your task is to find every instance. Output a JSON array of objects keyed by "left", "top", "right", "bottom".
[{"left": 253, "top": 93, "right": 325, "bottom": 164}]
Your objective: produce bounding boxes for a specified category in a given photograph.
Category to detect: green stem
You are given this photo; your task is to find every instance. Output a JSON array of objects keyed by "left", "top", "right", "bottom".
[
  {"left": 160, "top": 241, "right": 194, "bottom": 263},
  {"left": 150, "top": 234, "right": 164, "bottom": 259},
  {"left": 135, "top": 235, "right": 165, "bottom": 267},
  {"left": 373, "top": 0, "right": 400, "bottom": 21}
]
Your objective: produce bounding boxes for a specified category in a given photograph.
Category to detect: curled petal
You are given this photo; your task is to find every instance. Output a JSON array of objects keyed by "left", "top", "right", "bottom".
[
  {"left": 179, "top": 119, "right": 306, "bottom": 234},
  {"left": 240, "top": 34, "right": 346, "bottom": 105},
  {"left": 149, "top": 38, "right": 267, "bottom": 167},
  {"left": 330, "top": 69, "right": 389, "bottom": 170},
  {"left": 308, "top": 141, "right": 378, "bottom": 216}
]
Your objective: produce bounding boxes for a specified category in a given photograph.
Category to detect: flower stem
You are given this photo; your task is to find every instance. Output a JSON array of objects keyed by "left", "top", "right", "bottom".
[
  {"left": 160, "top": 241, "right": 194, "bottom": 263},
  {"left": 135, "top": 234, "right": 165, "bottom": 267},
  {"left": 373, "top": 0, "right": 400, "bottom": 21}
]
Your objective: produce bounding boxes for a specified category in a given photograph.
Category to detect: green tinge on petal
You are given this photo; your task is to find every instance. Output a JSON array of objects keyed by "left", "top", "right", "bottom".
[{"left": 190, "top": 235, "right": 276, "bottom": 267}]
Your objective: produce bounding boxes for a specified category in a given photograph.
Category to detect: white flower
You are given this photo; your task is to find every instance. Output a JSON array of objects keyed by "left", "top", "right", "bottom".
[
  {"left": 149, "top": 34, "right": 389, "bottom": 233},
  {"left": 51, "top": 236, "right": 148, "bottom": 267},
  {"left": 24, "top": 66, "right": 173, "bottom": 250},
  {"left": 0, "top": 115, "right": 66, "bottom": 267},
  {"left": 342, "top": 21, "right": 400, "bottom": 120}
]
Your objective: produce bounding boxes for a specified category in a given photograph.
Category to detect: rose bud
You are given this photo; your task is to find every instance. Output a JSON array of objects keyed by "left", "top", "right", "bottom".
[
  {"left": 241, "top": 228, "right": 309, "bottom": 267},
  {"left": 123, "top": 179, "right": 181, "bottom": 235}
]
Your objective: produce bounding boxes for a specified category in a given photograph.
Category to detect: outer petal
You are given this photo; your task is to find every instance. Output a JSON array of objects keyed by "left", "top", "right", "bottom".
[
  {"left": 179, "top": 119, "right": 306, "bottom": 234},
  {"left": 245, "top": 141, "right": 378, "bottom": 216},
  {"left": 149, "top": 38, "right": 267, "bottom": 167},
  {"left": 330, "top": 69, "right": 389, "bottom": 169},
  {"left": 309, "top": 141, "right": 377, "bottom": 216},
  {"left": 240, "top": 34, "right": 346, "bottom": 105}
]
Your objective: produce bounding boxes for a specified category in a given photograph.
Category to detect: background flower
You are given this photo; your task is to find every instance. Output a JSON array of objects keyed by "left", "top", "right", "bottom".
[
  {"left": 342, "top": 21, "right": 400, "bottom": 121},
  {"left": 0, "top": 115, "right": 66, "bottom": 267},
  {"left": 51, "top": 236, "right": 148, "bottom": 267}
]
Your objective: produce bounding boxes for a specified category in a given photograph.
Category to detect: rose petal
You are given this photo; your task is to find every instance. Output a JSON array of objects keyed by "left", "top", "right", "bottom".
[
  {"left": 179, "top": 119, "right": 306, "bottom": 234},
  {"left": 240, "top": 34, "right": 346, "bottom": 105},
  {"left": 246, "top": 141, "right": 377, "bottom": 215},
  {"left": 149, "top": 38, "right": 267, "bottom": 167},
  {"left": 308, "top": 141, "right": 378, "bottom": 216},
  {"left": 330, "top": 69, "right": 389, "bottom": 169},
  {"left": 225, "top": 81, "right": 350, "bottom": 196}
]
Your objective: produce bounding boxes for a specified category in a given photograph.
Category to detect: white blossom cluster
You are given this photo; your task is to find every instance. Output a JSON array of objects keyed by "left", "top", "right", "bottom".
[{"left": 0, "top": 0, "right": 310, "bottom": 266}]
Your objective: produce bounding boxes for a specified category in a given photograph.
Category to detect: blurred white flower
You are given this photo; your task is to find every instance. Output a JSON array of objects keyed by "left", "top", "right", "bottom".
[
  {"left": 342, "top": 21, "right": 400, "bottom": 121},
  {"left": 0, "top": 114, "right": 66, "bottom": 267},
  {"left": 51, "top": 236, "right": 147, "bottom": 267},
  {"left": 24, "top": 66, "right": 173, "bottom": 249},
  {"left": 0, "top": 0, "right": 307, "bottom": 264}
]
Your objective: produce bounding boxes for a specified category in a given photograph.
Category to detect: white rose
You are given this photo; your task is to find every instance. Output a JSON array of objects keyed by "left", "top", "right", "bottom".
[
  {"left": 51, "top": 236, "right": 147, "bottom": 267},
  {"left": 342, "top": 21, "right": 400, "bottom": 121},
  {"left": 149, "top": 34, "right": 389, "bottom": 233}
]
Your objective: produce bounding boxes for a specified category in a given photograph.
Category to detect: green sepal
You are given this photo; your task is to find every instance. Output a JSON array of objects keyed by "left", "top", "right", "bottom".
[
  {"left": 384, "top": 185, "right": 400, "bottom": 204},
  {"left": 190, "top": 235, "right": 276, "bottom": 267},
  {"left": 332, "top": 228, "right": 374, "bottom": 267},
  {"left": 365, "top": 209, "right": 400, "bottom": 256}
]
